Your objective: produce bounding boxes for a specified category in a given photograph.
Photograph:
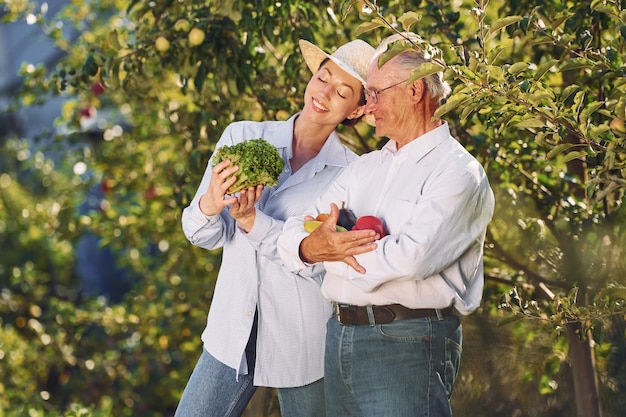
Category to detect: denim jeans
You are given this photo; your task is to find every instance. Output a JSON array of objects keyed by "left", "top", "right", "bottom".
[
  {"left": 174, "top": 349, "right": 257, "bottom": 417},
  {"left": 174, "top": 349, "right": 326, "bottom": 417},
  {"left": 324, "top": 314, "right": 462, "bottom": 417}
]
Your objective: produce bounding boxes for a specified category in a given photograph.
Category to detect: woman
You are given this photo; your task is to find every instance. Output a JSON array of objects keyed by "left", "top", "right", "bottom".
[{"left": 176, "top": 38, "right": 375, "bottom": 417}]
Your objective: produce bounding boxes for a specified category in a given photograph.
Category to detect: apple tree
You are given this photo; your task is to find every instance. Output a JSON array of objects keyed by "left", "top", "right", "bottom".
[
  {"left": 1, "top": 0, "right": 625, "bottom": 416},
  {"left": 346, "top": 0, "right": 626, "bottom": 416}
]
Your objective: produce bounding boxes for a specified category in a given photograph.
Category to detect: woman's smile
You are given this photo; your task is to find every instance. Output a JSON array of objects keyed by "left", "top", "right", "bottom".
[{"left": 312, "top": 97, "right": 329, "bottom": 113}]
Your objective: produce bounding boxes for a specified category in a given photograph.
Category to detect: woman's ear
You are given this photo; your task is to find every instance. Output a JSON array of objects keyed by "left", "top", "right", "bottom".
[{"left": 346, "top": 105, "right": 365, "bottom": 120}]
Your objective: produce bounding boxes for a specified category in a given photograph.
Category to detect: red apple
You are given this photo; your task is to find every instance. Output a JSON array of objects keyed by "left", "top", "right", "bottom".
[
  {"left": 79, "top": 106, "right": 94, "bottom": 118},
  {"left": 90, "top": 81, "right": 106, "bottom": 96},
  {"left": 352, "top": 215, "right": 387, "bottom": 237}
]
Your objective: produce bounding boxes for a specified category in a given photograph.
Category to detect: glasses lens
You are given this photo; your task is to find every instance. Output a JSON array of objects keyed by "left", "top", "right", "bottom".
[{"left": 366, "top": 90, "right": 377, "bottom": 104}]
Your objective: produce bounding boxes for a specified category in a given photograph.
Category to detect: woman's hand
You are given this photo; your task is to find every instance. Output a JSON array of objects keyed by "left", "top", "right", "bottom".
[
  {"left": 231, "top": 184, "right": 264, "bottom": 232},
  {"left": 198, "top": 160, "right": 239, "bottom": 216}
]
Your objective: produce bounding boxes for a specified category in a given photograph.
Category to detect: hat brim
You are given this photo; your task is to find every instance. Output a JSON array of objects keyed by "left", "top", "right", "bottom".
[{"left": 299, "top": 40, "right": 375, "bottom": 127}]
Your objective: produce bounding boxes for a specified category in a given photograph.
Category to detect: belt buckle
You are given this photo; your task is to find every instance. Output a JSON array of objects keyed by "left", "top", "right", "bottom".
[{"left": 334, "top": 303, "right": 356, "bottom": 325}]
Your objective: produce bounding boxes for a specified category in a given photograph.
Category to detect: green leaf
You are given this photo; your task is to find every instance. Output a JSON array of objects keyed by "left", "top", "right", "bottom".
[
  {"left": 81, "top": 54, "right": 98, "bottom": 76},
  {"left": 487, "top": 46, "right": 505, "bottom": 64},
  {"left": 560, "top": 84, "right": 580, "bottom": 101},
  {"left": 398, "top": 11, "right": 421, "bottom": 31},
  {"left": 560, "top": 58, "right": 592, "bottom": 72},
  {"left": 550, "top": 13, "right": 570, "bottom": 30},
  {"left": 487, "top": 16, "right": 522, "bottom": 38},
  {"left": 515, "top": 117, "right": 546, "bottom": 129},
  {"left": 355, "top": 18, "right": 386, "bottom": 35},
  {"left": 408, "top": 62, "right": 445, "bottom": 82},
  {"left": 376, "top": 41, "right": 414, "bottom": 68},
  {"left": 547, "top": 143, "right": 579, "bottom": 159},
  {"left": 534, "top": 59, "right": 558, "bottom": 81},
  {"left": 579, "top": 101, "right": 604, "bottom": 127},
  {"left": 508, "top": 62, "right": 529, "bottom": 76},
  {"left": 561, "top": 150, "right": 587, "bottom": 164},
  {"left": 435, "top": 94, "right": 471, "bottom": 118},
  {"left": 107, "top": 29, "right": 126, "bottom": 50},
  {"left": 497, "top": 314, "right": 525, "bottom": 326},
  {"left": 605, "top": 287, "right": 626, "bottom": 302}
]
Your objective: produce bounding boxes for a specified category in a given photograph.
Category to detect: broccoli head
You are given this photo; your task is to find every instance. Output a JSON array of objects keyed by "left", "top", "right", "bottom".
[{"left": 211, "top": 138, "right": 285, "bottom": 194}]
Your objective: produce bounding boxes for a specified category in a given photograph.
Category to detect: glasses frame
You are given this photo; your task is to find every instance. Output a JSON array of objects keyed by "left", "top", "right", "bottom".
[{"left": 365, "top": 78, "right": 410, "bottom": 104}]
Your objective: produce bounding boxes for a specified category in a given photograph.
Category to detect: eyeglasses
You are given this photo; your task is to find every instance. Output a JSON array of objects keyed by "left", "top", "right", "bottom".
[{"left": 365, "top": 79, "right": 409, "bottom": 104}]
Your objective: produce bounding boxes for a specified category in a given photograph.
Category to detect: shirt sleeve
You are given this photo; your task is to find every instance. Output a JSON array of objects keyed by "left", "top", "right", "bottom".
[
  {"left": 324, "top": 167, "right": 494, "bottom": 292},
  {"left": 244, "top": 211, "right": 326, "bottom": 278},
  {"left": 180, "top": 127, "right": 239, "bottom": 250},
  {"left": 276, "top": 167, "right": 353, "bottom": 273}
]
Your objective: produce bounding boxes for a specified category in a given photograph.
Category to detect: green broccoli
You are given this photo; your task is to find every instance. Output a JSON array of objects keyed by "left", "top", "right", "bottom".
[{"left": 211, "top": 138, "right": 285, "bottom": 194}]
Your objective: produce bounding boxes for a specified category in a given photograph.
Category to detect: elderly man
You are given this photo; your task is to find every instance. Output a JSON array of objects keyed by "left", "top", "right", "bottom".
[{"left": 277, "top": 32, "right": 495, "bottom": 417}]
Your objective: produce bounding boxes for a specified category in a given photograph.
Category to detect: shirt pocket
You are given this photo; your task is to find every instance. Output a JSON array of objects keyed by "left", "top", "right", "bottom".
[{"left": 382, "top": 198, "right": 417, "bottom": 235}]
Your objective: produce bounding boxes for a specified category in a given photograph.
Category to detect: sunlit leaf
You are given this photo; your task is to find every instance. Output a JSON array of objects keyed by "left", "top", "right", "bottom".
[
  {"left": 486, "top": 16, "right": 522, "bottom": 38},
  {"left": 534, "top": 58, "right": 558, "bottom": 81},
  {"left": 398, "top": 11, "right": 421, "bottom": 31}
]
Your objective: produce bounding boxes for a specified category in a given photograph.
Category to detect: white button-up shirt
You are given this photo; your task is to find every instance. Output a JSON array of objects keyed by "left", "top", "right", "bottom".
[
  {"left": 278, "top": 123, "right": 495, "bottom": 315},
  {"left": 181, "top": 114, "right": 357, "bottom": 387}
]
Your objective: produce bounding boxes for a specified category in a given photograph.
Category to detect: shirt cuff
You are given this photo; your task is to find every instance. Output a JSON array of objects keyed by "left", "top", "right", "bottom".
[{"left": 245, "top": 211, "right": 272, "bottom": 241}]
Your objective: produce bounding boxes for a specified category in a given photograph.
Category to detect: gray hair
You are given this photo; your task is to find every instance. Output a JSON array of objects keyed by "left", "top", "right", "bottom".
[{"left": 374, "top": 32, "right": 451, "bottom": 101}]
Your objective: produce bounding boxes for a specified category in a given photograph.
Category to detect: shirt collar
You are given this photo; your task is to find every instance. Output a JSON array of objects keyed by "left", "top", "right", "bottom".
[
  {"left": 381, "top": 122, "right": 450, "bottom": 160},
  {"left": 276, "top": 114, "right": 299, "bottom": 151},
  {"left": 286, "top": 113, "right": 353, "bottom": 168},
  {"left": 317, "top": 130, "right": 352, "bottom": 167}
]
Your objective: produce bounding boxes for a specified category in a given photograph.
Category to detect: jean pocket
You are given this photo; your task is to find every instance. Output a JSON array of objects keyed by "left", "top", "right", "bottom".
[
  {"left": 376, "top": 318, "right": 430, "bottom": 342},
  {"left": 443, "top": 336, "right": 462, "bottom": 397}
]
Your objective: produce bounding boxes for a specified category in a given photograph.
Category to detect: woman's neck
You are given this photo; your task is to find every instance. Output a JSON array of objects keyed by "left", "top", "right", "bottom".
[{"left": 290, "top": 115, "right": 335, "bottom": 172}]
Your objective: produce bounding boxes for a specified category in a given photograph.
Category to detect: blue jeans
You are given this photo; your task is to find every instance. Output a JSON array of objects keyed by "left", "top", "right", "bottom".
[
  {"left": 324, "top": 314, "right": 462, "bottom": 417},
  {"left": 174, "top": 349, "right": 326, "bottom": 417}
]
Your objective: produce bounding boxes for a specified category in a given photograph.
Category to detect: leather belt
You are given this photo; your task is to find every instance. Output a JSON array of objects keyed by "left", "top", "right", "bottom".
[{"left": 333, "top": 303, "right": 455, "bottom": 326}]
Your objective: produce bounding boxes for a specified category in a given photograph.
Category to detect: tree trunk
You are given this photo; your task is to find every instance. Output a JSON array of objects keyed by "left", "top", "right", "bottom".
[{"left": 566, "top": 321, "right": 602, "bottom": 417}]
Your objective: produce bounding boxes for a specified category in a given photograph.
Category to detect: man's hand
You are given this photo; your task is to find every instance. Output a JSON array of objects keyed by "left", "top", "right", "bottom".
[{"left": 300, "top": 203, "right": 378, "bottom": 273}]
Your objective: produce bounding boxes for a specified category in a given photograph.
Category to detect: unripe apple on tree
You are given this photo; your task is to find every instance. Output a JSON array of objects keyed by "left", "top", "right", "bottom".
[
  {"left": 610, "top": 118, "right": 626, "bottom": 133},
  {"left": 155, "top": 36, "right": 170, "bottom": 52},
  {"left": 174, "top": 19, "right": 190, "bottom": 31},
  {"left": 188, "top": 28, "right": 206, "bottom": 46}
]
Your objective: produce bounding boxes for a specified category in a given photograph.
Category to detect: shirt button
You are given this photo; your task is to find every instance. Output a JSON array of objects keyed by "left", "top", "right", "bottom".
[{"left": 246, "top": 310, "right": 253, "bottom": 316}]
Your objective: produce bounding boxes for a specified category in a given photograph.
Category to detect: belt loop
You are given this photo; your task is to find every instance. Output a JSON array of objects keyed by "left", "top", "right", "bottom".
[
  {"left": 366, "top": 305, "right": 376, "bottom": 326},
  {"left": 435, "top": 308, "right": 444, "bottom": 321}
]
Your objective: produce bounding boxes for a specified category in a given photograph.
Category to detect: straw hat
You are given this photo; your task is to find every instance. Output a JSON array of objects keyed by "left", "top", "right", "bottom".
[{"left": 299, "top": 39, "right": 376, "bottom": 126}]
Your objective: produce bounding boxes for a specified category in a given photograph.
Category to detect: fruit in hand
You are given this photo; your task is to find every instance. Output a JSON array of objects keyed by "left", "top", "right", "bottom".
[
  {"left": 304, "top": 220, "right": 347, "bottom": 233},
  {"left": 352, "top": 215, "right": 387, "bottom": 237},
  {"left": 337, "top": 203, "right": 357, "bottom": 230},
  {"left": 316, "top": 213, "right": 330, "bottom": 221}
]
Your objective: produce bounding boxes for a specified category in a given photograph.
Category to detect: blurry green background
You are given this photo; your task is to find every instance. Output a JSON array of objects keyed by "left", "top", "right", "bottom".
[{"left": 1, "top": 0, "right": 625, "bottom": 416}]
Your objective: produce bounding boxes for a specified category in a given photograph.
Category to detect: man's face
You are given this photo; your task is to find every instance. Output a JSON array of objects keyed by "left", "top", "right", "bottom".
[{"left": 364, "top": 58, "right": 415, "bottom": 142}]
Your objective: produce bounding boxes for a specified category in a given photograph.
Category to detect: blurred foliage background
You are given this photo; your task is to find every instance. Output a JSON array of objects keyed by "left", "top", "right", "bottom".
[{"left": 0, "top": 0, "right": 625, "bottom": 416}]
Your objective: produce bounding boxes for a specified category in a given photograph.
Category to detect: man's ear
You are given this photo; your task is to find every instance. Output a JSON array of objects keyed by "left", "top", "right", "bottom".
[{"left": 409, "top": 79, "right": 425, "bottom": 103}]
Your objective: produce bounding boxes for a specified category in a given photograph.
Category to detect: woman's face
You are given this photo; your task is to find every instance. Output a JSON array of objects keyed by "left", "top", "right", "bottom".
[{"left": 301, "top": 59, "right": 365, "bottom": 127}]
